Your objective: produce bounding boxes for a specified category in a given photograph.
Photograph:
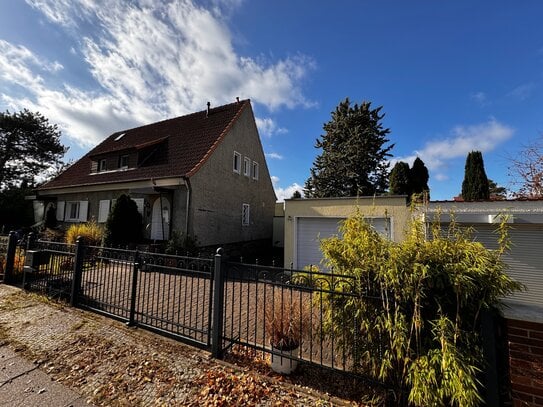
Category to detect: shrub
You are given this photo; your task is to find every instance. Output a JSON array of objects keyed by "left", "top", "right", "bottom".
[
  {"left": 104, "top": 194, "right": 142, "bottom": 247},
  {"left": 265, "top": 289, "right": 309, "bottom": 351},
  {"left": 165, "top": 230, "right": 199, "bottom": 256},
  {"left": 65, "top": 220, "right": 104, "bottom": 245},
  {"left": 317, "top": 211, "right": 522, "bottom": 406}
]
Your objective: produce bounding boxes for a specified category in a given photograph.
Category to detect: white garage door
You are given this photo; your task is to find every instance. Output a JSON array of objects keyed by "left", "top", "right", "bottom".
[
  {"left": 471, "top": 224, "right": 543, "bottom": 307},
  {"left": 295, "top": 217, "right": 390, "bottom": 270}
]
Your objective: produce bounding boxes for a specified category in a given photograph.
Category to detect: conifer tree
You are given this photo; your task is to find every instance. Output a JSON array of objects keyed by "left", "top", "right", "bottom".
[
  {"left": 410, "top": 157, "right": 430, "bottom": 198},
  {"left": 104, "top": 194, "right": 143, "bottom": 247},
  {"left": 389, "top": 161, "right": 411, "bottom": 195},
  {"left": 304, "top": 98, "right": 394, "bottom": 197},
  {"left": 461, "top": 151, "right": 490, "bottom": 201}
]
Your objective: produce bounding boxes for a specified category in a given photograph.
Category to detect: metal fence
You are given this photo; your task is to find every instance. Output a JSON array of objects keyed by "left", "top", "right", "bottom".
[
  {"left": 1, "top": 233, "right": 384, "bottom": 386},
  {"left": 220, "top": 261, "right": 384, "bottom": 383}
]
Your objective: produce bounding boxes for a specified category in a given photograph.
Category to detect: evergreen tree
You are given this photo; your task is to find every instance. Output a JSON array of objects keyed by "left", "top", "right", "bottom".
[
  {"left": 304, "top": 98, "right": 394, "bottom": 197},
  {"left": 488, "top": 179, "right": 507, "bottom": 199},
  {"left": 104, "top": 194, "right": 143, "bottom": 247},
  {"left": 389, "top": 161, "right": 411, "bottom": 196},
  {"left": 410, "top": 157, "right": 430, "bottom": 198},
  {"left": 0, "top": 110, "right": 66, "bottom": 190},
  {"left": 461, "top": 151, "right": 490, "bottom": 201},
  {"left": 290, "top": 190, "right": 302, "bottom": 199}
]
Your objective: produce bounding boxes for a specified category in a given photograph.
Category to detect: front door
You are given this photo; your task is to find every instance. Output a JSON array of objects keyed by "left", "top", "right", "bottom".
[{"left": 151, "top": 197, "right": 171, "bottom": 240}]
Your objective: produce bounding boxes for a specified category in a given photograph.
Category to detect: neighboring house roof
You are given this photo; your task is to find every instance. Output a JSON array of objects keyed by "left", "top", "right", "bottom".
[{"left": 39, "top": 99, "right": 250, "bottom": 190}]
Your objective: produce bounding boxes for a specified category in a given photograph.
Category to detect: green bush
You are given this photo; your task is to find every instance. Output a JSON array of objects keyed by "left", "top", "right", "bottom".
[
  {"left": 104, "top": 194, "right": 142, "bottom": 247},
  {"left": 165, "top": 230, "right": 199, "bottom": 256},
  {"left": 318, "top": 211, "right": 522, "bottom": 406}
]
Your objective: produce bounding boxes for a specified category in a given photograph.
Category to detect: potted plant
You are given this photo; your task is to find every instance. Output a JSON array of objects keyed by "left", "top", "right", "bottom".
[{"left": 265, "top": 290, "right": 308, "bottom": 374}]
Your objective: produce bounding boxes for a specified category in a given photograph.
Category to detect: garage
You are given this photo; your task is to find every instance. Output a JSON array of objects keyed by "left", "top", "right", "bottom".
[
  {"left": 295, "top": 217, "right": 390, "bottom": 270},
  {"left": 470, "top": 224, "right": 543, "bottom": 307}
]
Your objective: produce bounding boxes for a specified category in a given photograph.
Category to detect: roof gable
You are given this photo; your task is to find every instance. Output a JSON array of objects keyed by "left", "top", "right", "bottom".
[{"left": 40, "top": 99, "right": 250, "bottom": 190}]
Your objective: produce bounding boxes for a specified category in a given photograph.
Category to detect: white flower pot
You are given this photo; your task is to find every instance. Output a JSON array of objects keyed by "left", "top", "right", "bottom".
[{"left": 270, "top": 346, "right": 299, "bottom": 374}]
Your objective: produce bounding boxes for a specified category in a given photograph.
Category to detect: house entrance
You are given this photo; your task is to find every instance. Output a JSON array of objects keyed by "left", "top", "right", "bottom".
[{"left": 151, "top": 197, "right": 170, "bottom": 240}]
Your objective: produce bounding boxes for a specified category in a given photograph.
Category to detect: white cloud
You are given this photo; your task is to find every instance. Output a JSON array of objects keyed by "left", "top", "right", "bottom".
[
  {"left": 5, "top": 0, "right": 313, "bottom": 147},
  {"left": 271, "top": 176, "right": 303, "bottom": 201},
  {"left": 470, "top": 91, "right": 488, "bottom": 106},
  {"left": 508, "top": 83, "right": 535, "bottom": 101},
  {"left": 255, "top": 117, "right": 288, "bottom": 137},
  {"left": 394, "top": 118, "right": 514, "bottom": 181},
  {"left": 265, "top": 152, "right": 284, "bottom": 160}
]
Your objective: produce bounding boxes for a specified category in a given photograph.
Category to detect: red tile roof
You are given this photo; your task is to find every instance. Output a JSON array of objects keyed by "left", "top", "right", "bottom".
[{"left": 39, "top": 99, "right": 250, "bottom": 190}]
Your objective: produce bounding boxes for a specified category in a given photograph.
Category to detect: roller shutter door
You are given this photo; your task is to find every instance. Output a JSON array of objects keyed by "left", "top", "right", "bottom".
[
  {"left": 471, "top": 224, "right": 543, "bottom": 307},
  {"left": 295, "top": 217, "right": 390, "bottom": 270}
]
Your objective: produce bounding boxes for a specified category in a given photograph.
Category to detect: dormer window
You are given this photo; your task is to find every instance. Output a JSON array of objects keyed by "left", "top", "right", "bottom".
[
  {"left": 119, "top": 154, "right": 129, "bottom": 169},
  {"left": 99, "top": 159, "right": 107, "bottom": 172}
]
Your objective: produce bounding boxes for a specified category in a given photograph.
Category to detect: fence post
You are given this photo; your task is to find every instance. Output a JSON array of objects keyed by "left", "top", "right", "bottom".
[
  {"left": 481, "top": 307, "right": 500, "bottom": 406},
  {"left": 127, "top": 250, "right": 139, "bottom": 327},
  {"left": 211, "top": 248, "right": 225, "bottom": 359},
  {"left": 26, "top": 232, "right": 37, "bottom": 250},
  {"left": 4, "top": 231, "right": 18, "bottom": 283},
  {"left": 70, "top": 236, "right": 85, "bottom": 307}
]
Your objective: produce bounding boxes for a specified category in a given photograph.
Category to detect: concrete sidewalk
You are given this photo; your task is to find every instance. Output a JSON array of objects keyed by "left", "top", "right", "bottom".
[{"left": 0, "top": 346, "right": 90, "bottom": 407}]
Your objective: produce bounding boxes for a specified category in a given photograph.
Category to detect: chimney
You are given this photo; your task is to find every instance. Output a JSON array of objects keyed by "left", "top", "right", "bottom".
[
  {"left": 206, "top": 101, "right": 211, "bottom": 117},
  {"left": 236, "top": 97, "right": 240, "bottom": 103}
]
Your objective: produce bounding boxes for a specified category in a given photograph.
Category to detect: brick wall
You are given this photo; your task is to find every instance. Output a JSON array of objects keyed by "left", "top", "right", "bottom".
[{"left": 507, "top": 318, "right": 543, "bottom": 406}]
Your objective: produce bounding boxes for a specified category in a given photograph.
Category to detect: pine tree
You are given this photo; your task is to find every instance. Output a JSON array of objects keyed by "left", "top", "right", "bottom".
[
  {"left": 304, "top": 98, "right": 394, "bottom": 197},
  {"left": 410, "top": 157, "right": 430, "bottom": 198},
  {"left": 0, "top": 110, "right": 66, "bottom": 190},
  {"left": 461, "top": 151, "right": 490, "bottom": 201},
  {"left": 389, "top": 161, "right": 411, "bottom": 196}
]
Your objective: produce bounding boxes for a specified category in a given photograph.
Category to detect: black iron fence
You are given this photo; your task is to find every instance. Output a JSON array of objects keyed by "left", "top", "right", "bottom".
[{"left": 0, "top": 232, "right": 388, "bottom": 390}]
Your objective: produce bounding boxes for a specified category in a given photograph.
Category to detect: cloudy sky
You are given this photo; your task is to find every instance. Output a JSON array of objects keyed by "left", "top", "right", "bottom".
[{"left": 1, "top": 1, "right": 542, "bottom": 200}]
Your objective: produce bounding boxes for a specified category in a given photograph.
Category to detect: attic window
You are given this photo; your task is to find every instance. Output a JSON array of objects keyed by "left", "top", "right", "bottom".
[
  {"left": 119, "top": 154, "right": 129, "bottom": 169},
  {"left": 114, "top": 133, "right": 126, "bottom": 141},
  {"left": 99, "top": 159, "right": 107, "bottom": 172}
]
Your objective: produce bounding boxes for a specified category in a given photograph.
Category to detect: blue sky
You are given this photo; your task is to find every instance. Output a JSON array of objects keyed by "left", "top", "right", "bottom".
[{"left": 1, "top": 1, "right": 542, "bottom": 200}]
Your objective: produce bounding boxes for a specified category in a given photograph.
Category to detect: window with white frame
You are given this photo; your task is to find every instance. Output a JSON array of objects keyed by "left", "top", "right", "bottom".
[
  {"left": 66, "top": 201, "right": 80, "bottom": 221},
  {"left": 233, "top": 151, "right": 241, "bottom": 173},
  {"left": 252, "top": 161, "right": 259, "bottom": 180},
  {"left": 242, "top": 203, "right": 250, "bottom": 226},
  {"left": 99, "top": 159, "right": 107, "bottom": 172},
  {"left": 243, "top": 157, "right": 251, "bottom": 176},
  {"left": 119, "top": 154, "right": 129, "bottom": 169},
  {"left": 65, "top": 201, "right": 88, "bottom": 222}
]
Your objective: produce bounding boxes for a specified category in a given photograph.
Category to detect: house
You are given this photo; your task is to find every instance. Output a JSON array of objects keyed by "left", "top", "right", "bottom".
[
  {"left": 35, "top": 99, "right": 277, "bottom": 247},
  {"left": 282, "top": 196, "right": 410, "bottom": 269}
]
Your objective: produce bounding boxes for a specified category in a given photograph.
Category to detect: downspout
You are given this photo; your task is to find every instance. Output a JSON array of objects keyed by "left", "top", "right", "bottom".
[{"left": 182, "top": 176, "right": 191, "bottom": 241}]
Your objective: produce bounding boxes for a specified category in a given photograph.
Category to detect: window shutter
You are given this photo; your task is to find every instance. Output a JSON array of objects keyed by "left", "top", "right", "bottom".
[
  {"left": 133, "top": 198, "right": 144, "bottom": 216},
  {"left": 98, "top": 200, "right": 110, "bottom": 223},
  {"left": 56, "top": 201, "right": 65, "bottom": 221},
  {"left": 79, "top": 201, "right": 89, "bottom": 222}
]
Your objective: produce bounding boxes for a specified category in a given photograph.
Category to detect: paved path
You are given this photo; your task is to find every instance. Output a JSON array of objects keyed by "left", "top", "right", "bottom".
[{"left": 0, "top": 346, "right": 89, "bottom": 407}]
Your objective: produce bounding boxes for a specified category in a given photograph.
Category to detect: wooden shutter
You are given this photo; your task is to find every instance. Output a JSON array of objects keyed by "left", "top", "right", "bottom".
[{"left": 56, "top": 201, "right": 65, "bottom": 221}]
